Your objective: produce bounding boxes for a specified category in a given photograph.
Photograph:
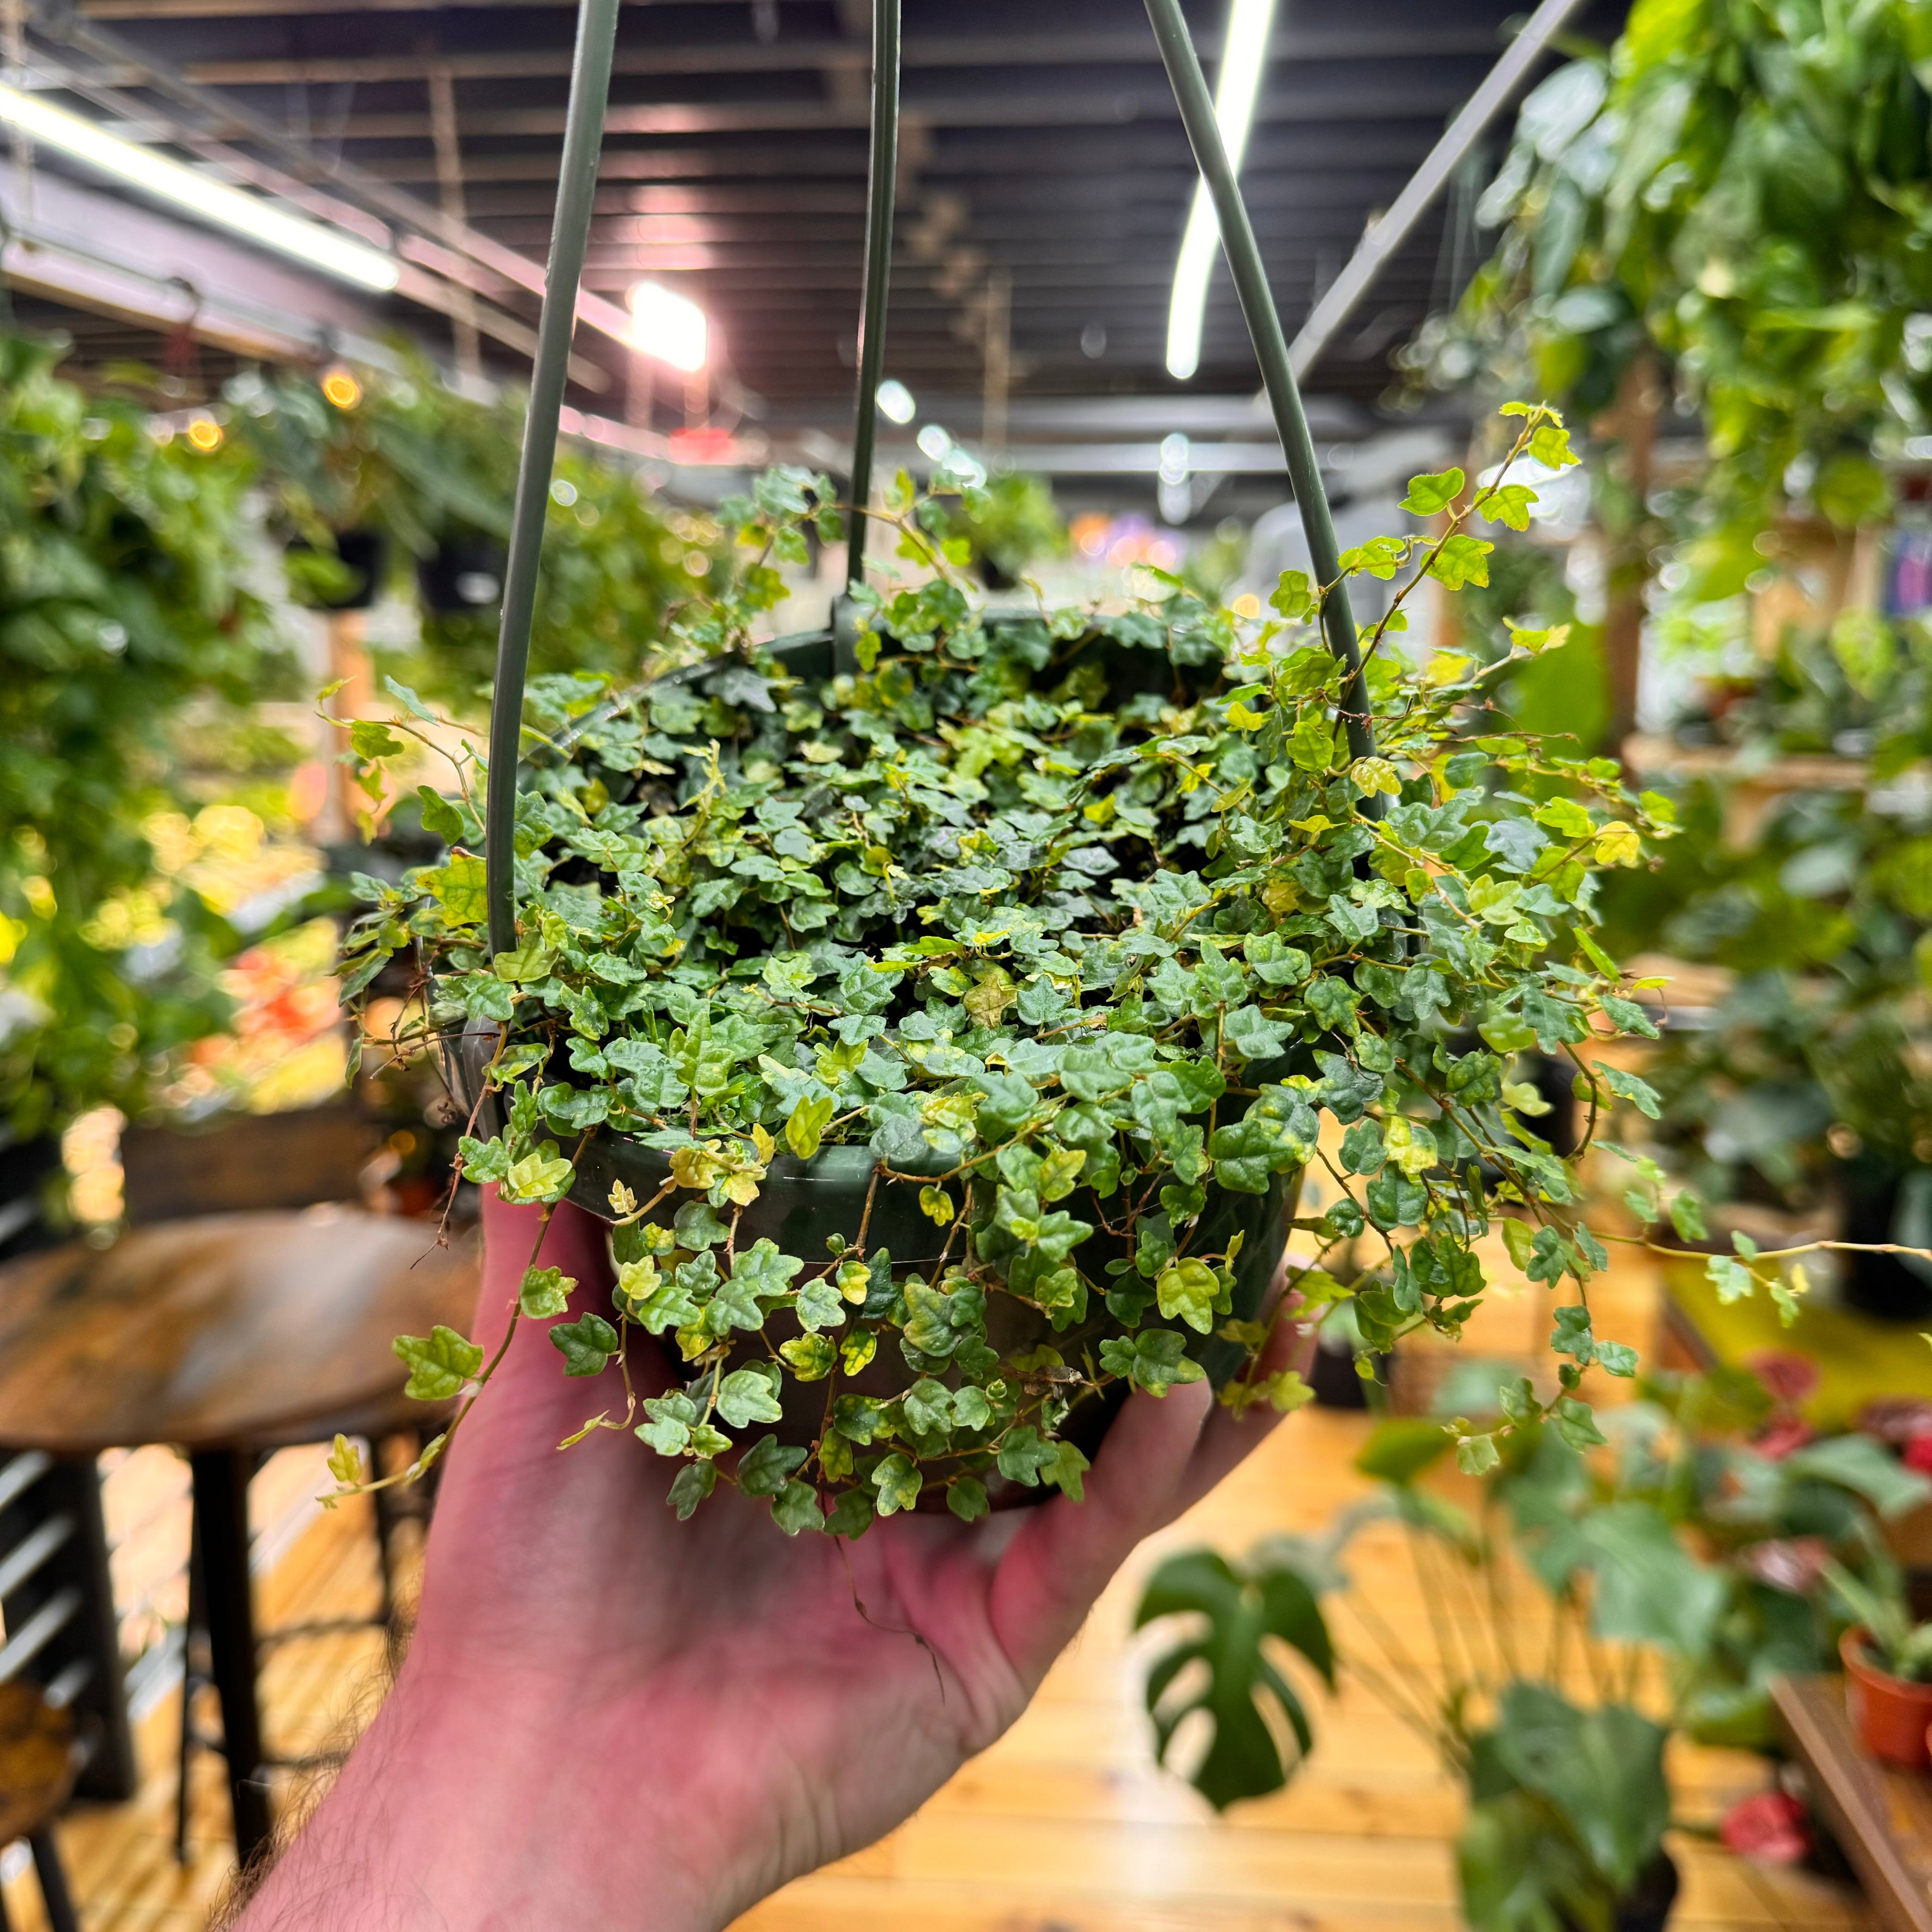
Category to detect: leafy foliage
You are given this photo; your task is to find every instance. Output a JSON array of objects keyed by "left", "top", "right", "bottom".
[
  {"left": 340, "top": 407, "right": 1675, "bottom": 1529},
  {"left": 939, "top": 470, "right": 1068, "bottom": 588},
  {"left": 0, "top": 334, "right": 288, "bottom": 1133},
  {"left": 1136, "top": 1548, "right": 1333, "bottom": 1808},
  {"left": 1410, "top": 0, "right": 1932, "bottom": 578},
  {"left": 1598, "top": 627, "right": 1932, "bottom": 1263},
  {"left": 228, "top": 352, "right": 703, "bottom": 709},
  {"left": 1140, "top": 1375, "right": 1932, "bottom": 1920}
]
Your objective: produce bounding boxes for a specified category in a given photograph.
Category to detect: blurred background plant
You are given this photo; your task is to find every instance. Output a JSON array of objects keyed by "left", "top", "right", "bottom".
[
  {"left": 1596, "top": 617, "right": 1932, "bottom": 1316},
  {"left": 0, "top": 334, "right": 293, "bottom": 1149},
  {"left": 1139, "top": 1369, "right": 1932, "bottom": 1927},
  {"left": 938, "top": 468, "right": 1067, "bottom": 590},
  {"left": 230, "top": 353, "right": 712, "bottom": 711}
]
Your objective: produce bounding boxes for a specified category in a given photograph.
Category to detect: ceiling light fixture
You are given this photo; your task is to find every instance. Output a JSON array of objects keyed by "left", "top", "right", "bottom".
[
  {"left": 1163, "top": 0, "right": 1278, "bottom": 381},
  {"left": 0, "top": 83, "right": 400, "bottom": 292},
  {"left": 875, "top": 378, "right": 916, "bottom": 424},
  {"left": 627, "top": 280, "right": 708, "bottom": 372}
]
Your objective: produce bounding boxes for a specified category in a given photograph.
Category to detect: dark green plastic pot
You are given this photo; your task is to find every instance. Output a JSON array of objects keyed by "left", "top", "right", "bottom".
[{"left": 448, "top": 1021, "right": 1300, "bottom": 1506}]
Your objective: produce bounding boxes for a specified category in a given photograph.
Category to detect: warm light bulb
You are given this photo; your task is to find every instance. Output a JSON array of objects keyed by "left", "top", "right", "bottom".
[
  {"left": 627, "top": 281, "right": 708, "bottom": 372},
  {"left": 320, "top": 365, "right": 362, "bottom": 410}
]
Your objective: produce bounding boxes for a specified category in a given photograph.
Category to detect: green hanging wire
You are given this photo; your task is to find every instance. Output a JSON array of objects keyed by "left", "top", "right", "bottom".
[
  {"left": 844, "top": 0, "right": 902, "bottom": 592},
  {"left": 485, "top": 0, "right": 621, "bottom": 958},
  {"left": 1141, "top": 0, "right": 1377, "bottom": 776}
]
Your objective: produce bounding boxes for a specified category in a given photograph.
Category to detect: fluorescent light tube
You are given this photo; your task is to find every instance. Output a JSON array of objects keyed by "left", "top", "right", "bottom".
[
  {"left": 627, "top": 281, "right": 708, "bottom": 372},
  {"left": 0, "top": 83, "right": 400, "bottom": 292},
  {"left": 1165, "top": 0, "right": 1278, "bottom": 381}
]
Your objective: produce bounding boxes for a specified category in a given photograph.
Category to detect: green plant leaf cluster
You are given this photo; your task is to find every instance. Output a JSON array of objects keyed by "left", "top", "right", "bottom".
[
  {"left": 225, "top": 352, "right": 709, "bottom": 709},
  {"left": 1598, "top": 626, "right": 1932, "bottom": 1244},
  {"left": 1139, "top": 1369, "right": 1932, "bottom": 1920},
  {"left": 1409, "top": 0, "right": 1932, "bottom": 580},
  {"left": 0, "top": 334, "right": 290, "bottom": 1134},
  {"left": 341, "top": 407, "right": 1672, "bottom": 1530}
]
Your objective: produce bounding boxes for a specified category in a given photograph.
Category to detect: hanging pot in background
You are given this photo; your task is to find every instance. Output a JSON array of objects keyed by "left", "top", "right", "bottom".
[
  {"left": 1840, "top": 1625, "right": 1932, "bottom": 1768},
  {"left": 418, "top": 534, "right": 508, "bottom": 616},
  {"left": 1837, "top": 1163, "right": 1932, "bottom": 1323},
  {"left": 285, "top": 529, "right": 388, "bottom": 612}
]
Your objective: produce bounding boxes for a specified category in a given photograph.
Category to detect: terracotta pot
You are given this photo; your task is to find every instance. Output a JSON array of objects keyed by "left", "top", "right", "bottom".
[{"left": 1841, "top": 1626, "right": 1932, "bottom": 1769}]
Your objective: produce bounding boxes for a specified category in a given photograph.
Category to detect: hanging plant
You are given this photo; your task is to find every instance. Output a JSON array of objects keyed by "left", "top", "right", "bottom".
[
  {"left": 0, "top": 333, "right": 287, "bottom": 1137},
  {"left": 228, "top": 354, "right": 702, "bottom": 710},
  {"left": 329, "top": 405, "right": 1701, "bottom": 1533},
  {"left": 1405, "top": 0, "right": 1932, "bottom": 587}
]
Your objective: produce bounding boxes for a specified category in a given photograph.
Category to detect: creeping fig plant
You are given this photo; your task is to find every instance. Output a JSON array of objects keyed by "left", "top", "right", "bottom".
[{"left": 335, "top": 407, "right": 1676, "bottom": 1533}]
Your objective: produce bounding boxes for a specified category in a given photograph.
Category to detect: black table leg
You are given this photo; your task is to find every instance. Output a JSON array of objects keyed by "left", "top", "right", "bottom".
[
  {"left": 29, "top": 1829, "right": 79, "bottom": 1932},
  {"left": 189, "top": 1448, "right": 272, "bottom": 1866}
]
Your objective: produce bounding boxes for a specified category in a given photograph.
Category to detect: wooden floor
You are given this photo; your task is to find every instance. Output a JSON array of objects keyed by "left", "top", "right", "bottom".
[{"left": 3, "top": 1248, "right": 1876, "bottom": 1932}]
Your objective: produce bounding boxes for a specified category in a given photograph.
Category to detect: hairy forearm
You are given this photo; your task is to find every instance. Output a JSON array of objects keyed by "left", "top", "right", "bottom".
[{"left": 232, "top": 1662, "right": 721, "bottom": 1931}]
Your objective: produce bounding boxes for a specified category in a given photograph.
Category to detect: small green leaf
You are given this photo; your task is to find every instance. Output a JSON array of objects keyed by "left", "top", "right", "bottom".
[
  {"left": 716, "top": 1364, "right": 784, "bottom": 1428},
  {"left": 392, "top": 1325, "right": 483, "bottom": 1401},
  {"left": 1400, "top": 467, "right": 1465, "bottom": 515},
  {"left": 786, "top": 1091, "right": 836, "bottom": 1159},
  {"left": 1425, "top": 533, "right": 1493, "bottom": 591},
  {"left": 1156, "top": 1258, "right": 1220, "bottom": 1335},
  {"left": 668, "top": 1460, "right": 717, "bottom": 1519},
  {"left": 518, "top": 1265, "right": 573, "bottom": 1319},
  {"left": 549, "top": 1311, "right": 619, "bottom": 1377},
  {"left": 947, "top": 1476, "right": 990, "bottom": 1522},
  {"left": 872, "top": 1452, "right": 923, "bottom": 1516}
]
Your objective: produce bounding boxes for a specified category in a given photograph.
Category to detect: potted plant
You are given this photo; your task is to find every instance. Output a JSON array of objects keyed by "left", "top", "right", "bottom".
[
  {"left": 1138, "top": 1415, "right": 1714, "bottom": 1928},
  {"left": 1595, "top": 621, "right": 1932, "bottom": 1320},
  {"left": 1139, "top": 1363, "right": 1932, "bottom": 1916},
  {"left": 1823, "top": 1542, "right": 1932, "bottom": 1768},
  {"left": 327, "top": 400, "right": 1692, "bottom": 1536}
]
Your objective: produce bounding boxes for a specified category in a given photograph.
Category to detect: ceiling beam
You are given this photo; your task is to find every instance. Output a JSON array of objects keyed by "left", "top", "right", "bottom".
[
  {"left": 163, "top": 27, "right": 1504, "bottom": 89},
  {"left": 350, "top": 130, "right": 1446, "bottom": 185},
  {"left": 262, "top": 85, "right": 1475, "bottom": 142}
]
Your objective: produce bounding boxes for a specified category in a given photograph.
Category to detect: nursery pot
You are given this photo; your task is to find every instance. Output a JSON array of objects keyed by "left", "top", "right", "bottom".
[
  {"left": 447, "top": 1023, "right": 1301, "bottom": 1509},
  {"left": 287, "top": 529, "right": 386, "bottom": 611},
  {"left": 418, "top": 534, "right": 507, "bottom": 616},
  {"left": 1837, "top": 1163, "right": 1932, "bottom": 1324},
  {"left": 1840, "top": 1626, "right": 1932, "bottom": 1769},
  {"left": 1556, "top": 1852, "right": 1679, "bottom": 1932},
  {"left": 1596, "top": 1850, "right": 1679, "bottom": 1932}
]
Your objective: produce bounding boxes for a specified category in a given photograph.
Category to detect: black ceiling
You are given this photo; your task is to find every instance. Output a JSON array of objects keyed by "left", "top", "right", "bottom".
[{"left": 26, "top": 0, "right": 1628, "bottom": 423}]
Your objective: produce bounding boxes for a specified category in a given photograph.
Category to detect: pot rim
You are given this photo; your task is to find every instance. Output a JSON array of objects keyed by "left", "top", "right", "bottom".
[{"left": 1839, "top": 1624, "right": 1932, "bottom": 1697}]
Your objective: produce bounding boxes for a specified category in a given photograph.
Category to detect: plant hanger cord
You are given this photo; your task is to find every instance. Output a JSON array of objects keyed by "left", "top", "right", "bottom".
[
  {"left": 843, "top": 0, "right": 901, "bottom": 597},
  {"left": 485, "top": 0, "right": 621, "bottom": 958},
  {"left": 1141, "top": 0, "right": 1378, "bottom": 784}
]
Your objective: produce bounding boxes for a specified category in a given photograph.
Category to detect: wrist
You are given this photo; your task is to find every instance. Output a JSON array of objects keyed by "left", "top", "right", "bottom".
[{"left": 237, "top": 1658, "right": 728, "bottom": 1931}]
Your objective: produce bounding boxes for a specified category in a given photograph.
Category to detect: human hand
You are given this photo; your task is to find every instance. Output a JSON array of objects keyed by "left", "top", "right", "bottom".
[{"left": 237, "top": 1189, "right": 1308, "bottom": 1930}]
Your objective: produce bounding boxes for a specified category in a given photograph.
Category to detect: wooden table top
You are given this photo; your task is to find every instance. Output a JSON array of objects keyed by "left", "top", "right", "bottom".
[
  {"left": 1775, "top": 1673, "right": 1932, "bottom": 1932},
  {"left": 0, "top": 1209, "right": 478, "bottom": 1455}
]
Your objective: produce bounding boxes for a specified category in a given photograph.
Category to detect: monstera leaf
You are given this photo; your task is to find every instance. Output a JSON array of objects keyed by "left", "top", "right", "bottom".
[{"left": 1135, "top": 1549, "right": 1335, "bottom": 1810}]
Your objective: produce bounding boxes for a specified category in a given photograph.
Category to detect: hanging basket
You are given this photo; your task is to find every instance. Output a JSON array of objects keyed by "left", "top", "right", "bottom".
[{"left": 441, "top": 0, "right": 1376, "bottom": 1511}]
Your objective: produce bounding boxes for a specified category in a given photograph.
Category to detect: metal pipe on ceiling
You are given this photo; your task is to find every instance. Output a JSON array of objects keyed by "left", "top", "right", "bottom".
[
  {"left": 1285, "top": 0, "right": 1590, "bottom": 382},
  {"left": 25, "top": 1, "right": 642, "bottom": 354}
]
